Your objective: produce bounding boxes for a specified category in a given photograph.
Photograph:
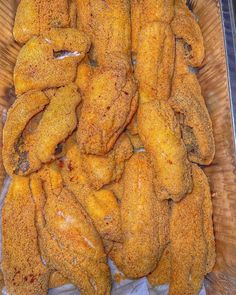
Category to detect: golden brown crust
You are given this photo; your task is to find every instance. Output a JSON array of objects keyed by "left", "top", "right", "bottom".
[
  {"left": 135, "top": 22, "right": 175, "bottom": 102},
  {"left": 77, "top": 68, "right": 138, "bottom": 155},
  {"left": 76, "top": 0, "right": 131, "bottom": 69},
  {"left": 31, "top": 169, "right": 111, "bottom": 295},
  {"left": 169, "top": 164, "right": 215, "bottom": 295},
  {"left": 3, "top": 91, "right": 49, "bottom": 176},
  {"left": 48, "top": 271, "right": 70, "bottom": 289},
  {"left": 111, "top": 153, "right": 161, "bottom": 278},
  {"left": 81, "top": 133, "right": 133, "bottom": 190},
  {"left": 170, "top": 41, "right": 215, "bottom": 165},
  {"left": 2, "top": 176, "right": 50, "bottom": 295},
  {"left": 60, "top": 136, "right": 122, "bottom": 242},
  {"left": 14, "top": 29, "right": 90, "bottom": 94},
  {"left": 131, "top": 0, "right": 174, "bottom": 54},
  {"left": 138, "top": 100, "right": 192, "bottom": 201},
  {"left": 171, "top": 0, "right": 204, "bottom": 67},
  {"left": 148, "top": 245, "right": 171, "bottom": 286},
  {"left": 35, "top": 84, "right": 81, "bottom": 163}
]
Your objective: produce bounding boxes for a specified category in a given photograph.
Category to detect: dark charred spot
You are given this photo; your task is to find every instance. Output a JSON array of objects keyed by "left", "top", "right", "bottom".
[
  {"left": 167, "top": 159, "right": 173, "bottom": 165},
  {"left": 58, "top": 159, "right": 64, "bottom": 168},
  {"left": 67, "top": 161, "right": 73, "bottom": 171},
  {"left": 106, "top": 106, "right": 110, "bottom": 110},
  {"left": 55, "top": 143, "right": 63, "bottom": 155}
]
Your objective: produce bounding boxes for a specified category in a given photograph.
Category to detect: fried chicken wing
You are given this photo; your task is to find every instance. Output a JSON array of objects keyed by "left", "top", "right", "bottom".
[
  {"left": 3, "top": 91, "right": 49, "bottom": 176},
  {"left": 77, "top": 68, "right": 138, "bottom": 155},
  {"left": 170, "top": 41, "right": 215, "bottom": 165},
  {"left": 171, "top": 0, "right": 204, "bottom": 67},
  {"left": 135, "top": 22, "right": 175, "bottom": 102},
  {"left": 35, "top": 84, "right": 81, "bottom": 163},
  {"left": 49, "top": 271, "right": 70, "bottom": 289},
  {"left": 60, "top": 136, "right": 122, "bottom": 242},
  {"left": 13, "top": 0, "right": 70, "bottom": 44},
  {"left": 31, "top": 171, "right": 111, "bottom": 295},
  {"left": 14, "top": 28, "right": 90, "bottom": 94},
  {"left": 2, "top": 176, "right": 50, "bottom": 295},
  {"left": 131, "top": 0, "right": 174, "bottom": 54},
  {"left": 110, "top": 153, "right": 162, "bottom": 278},
  {"left": 169, "top": 164, "right": 215, "bottom": 295},
  {"left": 81, "top": 133, "right": 133, "bottom": 190},
  {"left": 76, "top": 0, "right": 131, "bottom": 69},
  {"left": 138, "top": 100, "right": 192, "bottom": 201}
]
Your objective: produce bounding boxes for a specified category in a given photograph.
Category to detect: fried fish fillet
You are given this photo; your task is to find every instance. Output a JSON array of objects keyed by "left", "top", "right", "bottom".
[
  {"left": 138, "top": 100, "right": 192, "bottom": 201},
  {"left": 77, "top": 68, "right": 138, "bottom": 155},
  {"left": 170, "top": 41, "right": 215, "bottom": 165},
  {"left": 148, "top": 245, "right": 171, "bottom": 286},
  {"left": 13, "top": 0, "right": 72, "bottom": 44},
  {"left": 169, "top": 164, "right": 215, "bottom": 295},
  {"left": 35, "top": 83, "right": 81, "bottom": 163},
  {"left": 31, "top": 170, "right": 111, "bottom": 295},
  {"left": 48, "top": 271, "right": 70, "bottom": 289},
  {"left": 14, "top": 28, "right": 90, "bottom": 94},
  {"left": 110, "top": 153, "right": 164, "bottom": 278},
  {"left": 131, "top": 0, "right": 174, "bottom": 54},
  {"left": 76, "top": 0, "right": 131, "bottom": 69},
  {"left": 171, "top": 0, "right": 204, "bottom": 67},
  {"left": 60, "top": 136, "right": 122, "bottom": 242},
  {"left": 2, "top": 176, "right": 50, "bottom": 295},
  {"left": 3, "top": 91, "right": 49, "bottom": 176},
  {"left": 135, "top": 22, "right": 175, "bottom": 102},
  {"left": 81, "top": 133, "right": 133, "bottom": 190}
]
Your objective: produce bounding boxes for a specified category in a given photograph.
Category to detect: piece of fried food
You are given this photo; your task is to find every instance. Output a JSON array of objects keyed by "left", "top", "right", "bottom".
[
  {"left": 138, "top": 100, "right": 192, "bottom": 201},
  {"left": 170, "top": 41, "right": 215, "bottom": 165},
  {"left": 171, "top": 0, "right": 204, "bottom": 67},
  {"left": 81, "top": 133, "right": 133, "bottom": 190},
  {"left": 148, "top": 245, "right": 171, "bottom": 286},
  {"left": 2, "top": 176, "right": 50, "bottom": 295},
  {"left": 77, "top": 68, "right": 138, "bottom": 155},
  {"left": 3, "top": 91, "right": 49, "bottom": 176},
  {"left": 76, "top": 0, "right": 131, "bottom": 69},
  {"left": 14, "top": 28, "right": 90, "bottom": 94},
  {"left": 35, "top": 83, "right": 81, "bottom": 163},
  {"left": 60, "top": 136, "right": 122, "bottom": 242},
  {"left": 135, "top": 22, "right": 175, "bottom": 102},
  {"left": 49, "top": 271, "right": 70, "bottom": 289},
  {"left": 110, "top": 153, "right": 162, "bottom": 278},
  {"left": 131, "top": 0, "right": 174, "bottom": 54},
  {"left": 13, "top": 0, "right": 70, "bottom": 44},
  {"left": 169, "top": 164, "right": 215, "bottom": 295},
  {"left": 31, "top": 171, "right": 111, "bottom": 295},
  {"left": 0, "top": 271, "right": 4, "bottom": 293},
  {"left": 76, "top": 59, "right": 94, "bottom": 97}
]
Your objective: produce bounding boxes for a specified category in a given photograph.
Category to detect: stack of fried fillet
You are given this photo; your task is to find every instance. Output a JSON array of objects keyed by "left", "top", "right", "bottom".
[{"left": 1, "top": 0, "right": 215, "bottom": 294}]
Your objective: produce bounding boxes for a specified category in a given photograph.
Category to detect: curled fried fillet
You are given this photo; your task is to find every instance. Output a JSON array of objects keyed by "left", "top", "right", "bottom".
[
  {"left": 2, "top": 176, "right": 50, "bottom": 295},
  {"left": 171, "top": 0, "right": 204, "bottom": 67},
  {"left": 111, "top": 153, "right": 160, "bottom": 278},
  {"left": 148, "top": 245, "right": 171, "bottom": 286},
  {"left": 14, "top": 28, "right": 90, "bottom": 94},
  {"left": 13, "top": 0, "right": 70, "bottom": 44},
  {"left": 138, "top": 100, "right": 192, "bottom": 201},
  {"left": 131, "top": 0, "right": 174, "bottom": 54},
  {"left": 81, "top": 133, "right": 133, "bottom": 190},
  {"left": 49, "top": 272, "right": 70, "bottom": 289},
  {"left": 31, "top": 171, "right": 111, "bottom": 295},
  {"left": 169, "top": 164, "right": 215, "bottom": 295},
  {"left": 135, "top": 22, "right": 175, "bottom": 102},
  {"left": 77, "top": 68, "right": 138, "bottom": 155},
  {"left": 3, "top": 91, "right": 49, "bottom": 176},
  {"left": 35, "top": 84, "right": 81, "bottom": 163},
  {"left": 60, "top": 136, "right": 122, "bottom": 242},
  {"left": 76, "top": 0, "right": 131, "bottom": 69},
  {"left": 170, "top": 42, "right": 215, "bottom": 165}
]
